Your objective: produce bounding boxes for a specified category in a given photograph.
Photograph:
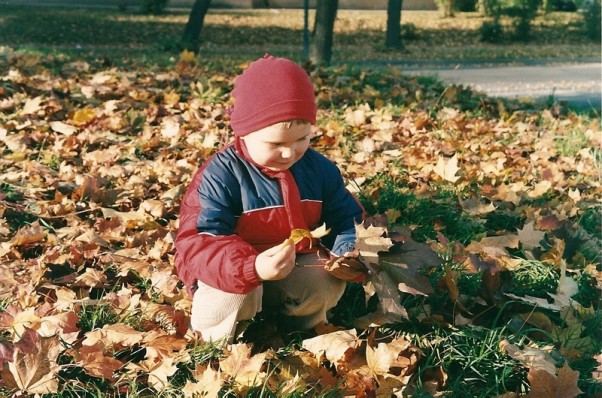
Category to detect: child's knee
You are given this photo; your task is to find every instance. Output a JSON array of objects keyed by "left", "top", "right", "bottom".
[{"left": 190, "top": 282, "right": 262, "bottom": 341}]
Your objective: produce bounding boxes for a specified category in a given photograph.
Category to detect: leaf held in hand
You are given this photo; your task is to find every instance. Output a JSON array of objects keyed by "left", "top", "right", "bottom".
[{"left": 280, "top": 224, "right": 330, "bottom": 251}]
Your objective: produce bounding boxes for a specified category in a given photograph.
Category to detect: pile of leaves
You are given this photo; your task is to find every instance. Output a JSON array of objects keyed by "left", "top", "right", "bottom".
[{"left": 0, "top": 47, "right": 600, "bottom": 397}]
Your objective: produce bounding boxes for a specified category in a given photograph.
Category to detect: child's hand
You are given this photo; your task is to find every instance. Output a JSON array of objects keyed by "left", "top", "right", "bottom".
[{"left": 255, "top": 240, "right": 296, "bottom": 281}]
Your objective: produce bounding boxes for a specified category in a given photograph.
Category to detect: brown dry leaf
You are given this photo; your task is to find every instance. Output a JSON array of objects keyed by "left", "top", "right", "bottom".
[
  {"left": 527, "top": 362, "right": 582, "bottom": 398},
  {"left": 219, "top": 343, "right": 267, "bottom": 387},
  {"left": 422, "top": 366, "right": 448, "bottom": 395},
  {"left": 82, "top": 323, "right": 145, "bottom": 348},
  {"left": 517, "top": 222, "right": 546, "bottom": 251},
  {"left": 75, "top": 268, "right": 108, "bottom": 288},
  {"left": 141, "top": 199, "right": 165, "bottom": 218},
  {"left": 38, "top": 311, "right": 80, "bottom": 344},
  {"left": 364, "top": 271, "right": 409, "bottom": 320},
  {"left": 356, "top": 223, "right": 442, "bottom": 323},
  {"left": 143, "top": 331, "right": 188, "bottom": 360},
  {"left": 540, "top": 238, "right": 566, "bottom": 267},
  {"left": 163, "top": 90, "right": 181, "bottom": 107},
  {"left": 100, "top": 207, "right": 152, "bottom": 229},
  {"left": 5, "top": 329, "right": 61, "bottom": 395},
  {"left": 500, "top": 340, "right": 556, "bottom": 375},
  {"left": 441, "top": 267, "right": 460, "bottom": 303},
  {"left": 76, "top": 342, "right": 123, "bottom": 380},
  {"left": 95, "top": 217, "right": 126, "bottom": 242},
  {"left": 0, "top": 341, "right": 13, "bottom": 367},
  {"left": 518, "top": 311, "right": 554, "bottom": 333},
  {"left": 0, "top": 305, "right": 41, "bottom": 341},
  {"left": 302, "top": 329, "right": 361, "bottom": 370},
  {"left": 11, "top": 222, "right": 46, "bottom": 246},
  {"left": 459, "top": 197, "right": 496, "bottom": 216},
  {"left": 149, "top": 269, "right": 181, "bottom": 298},
  {"left": 465, "top": 234, "right": 521, "bottom": 270},
  {"left": 269, "top": 349, "right": 322, "bottom": 387},
  {"left": 289, "top": 228, "right": 312, "bottom": 243}
]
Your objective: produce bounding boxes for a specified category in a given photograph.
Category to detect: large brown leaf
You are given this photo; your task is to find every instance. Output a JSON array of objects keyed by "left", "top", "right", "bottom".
[
  {"left": 5, "top": 328, "right": 61, "bottom": 395},
  {"left": 527, "top": 362, "right": 582, "bottom": 398}
]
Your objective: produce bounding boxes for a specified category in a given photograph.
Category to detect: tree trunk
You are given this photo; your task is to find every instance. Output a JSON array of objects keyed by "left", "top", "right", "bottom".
[
  {"left": 181, "top": 0, "right": 212, "bottom": 52},
  {"left": 385, "top": 0, "right": 404, "bottom": 49},
  {"left": 309, "top": 0, "right": 338, "bottom": 65}
]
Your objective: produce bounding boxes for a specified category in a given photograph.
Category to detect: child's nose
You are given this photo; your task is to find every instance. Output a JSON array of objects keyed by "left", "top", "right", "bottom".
[{"left": 281, "top": 147, "right": 294, "bottom": 158}]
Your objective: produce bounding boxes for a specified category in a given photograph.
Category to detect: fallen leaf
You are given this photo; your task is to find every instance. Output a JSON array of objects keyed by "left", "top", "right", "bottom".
[
  {"left": 433, "top": 154, "right": 461, "bottom": 183},
  {"left": 219, "top": 343, "right": 266, "bottom": 387},
  {"left": 517, "top": 222, "right": 546, "bottom": 251},
  {"left": 302, "top": 329, "right": 361, "bottom": 369},
  {"left": 76, "top": 342, "right": 123, "bottom": 380},
  {"left": 72, "top": 107, "right": 96, "bottom": 126},
  {"left": 500, "top": 340, "right": 556, "bottom": 375},
  {"left": 527, "top": 362, "right": 582, "bottom": 398},
  {"left": 5, "top": 329, "right": 61, "bottom": 395},
  {"left": 183, "top": 365, "right": 222, "bottom": 398},
  {"left": 49, "top": 121, "right": 77, "bottom": 136},
  {"left": 11, "top": 222, "right": 46, "bottom": 246}
]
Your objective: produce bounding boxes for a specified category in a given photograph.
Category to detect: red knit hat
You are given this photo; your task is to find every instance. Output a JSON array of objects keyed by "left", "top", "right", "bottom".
[{"left": 230, "top": 54, "right": 317, "bottom": 136}]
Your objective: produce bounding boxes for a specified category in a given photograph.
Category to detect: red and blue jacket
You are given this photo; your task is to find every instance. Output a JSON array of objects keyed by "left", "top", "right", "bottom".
[{"left": 175, "top": 138, "right": 364, "bottom": 295}]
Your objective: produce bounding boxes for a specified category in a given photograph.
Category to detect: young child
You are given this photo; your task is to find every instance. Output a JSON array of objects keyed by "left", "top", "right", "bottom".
[{"left": 175, "top": 54, "right": 364, "bottom": 343}]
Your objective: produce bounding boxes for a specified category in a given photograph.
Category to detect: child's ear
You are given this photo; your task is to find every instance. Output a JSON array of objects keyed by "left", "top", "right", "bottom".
[{"left": 309, "top": 129, "right": 317, "bottom": 139}]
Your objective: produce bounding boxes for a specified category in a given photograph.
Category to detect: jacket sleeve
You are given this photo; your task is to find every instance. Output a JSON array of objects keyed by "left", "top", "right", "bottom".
[
  {"left": 175, "top": 161, "right": 261, "bottom": 295},
  {"left": 318, "top": 157, "right": 365, "bottom": 256}
]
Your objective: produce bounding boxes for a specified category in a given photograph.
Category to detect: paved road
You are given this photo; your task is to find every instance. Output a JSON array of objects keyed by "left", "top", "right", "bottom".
[{"left": 400, "top": 62, "right": 601, "bottom": 111}]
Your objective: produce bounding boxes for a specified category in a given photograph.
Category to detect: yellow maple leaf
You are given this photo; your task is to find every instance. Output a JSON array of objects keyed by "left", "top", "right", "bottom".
[
  {"left": 279, "top": 223, "right": 330, "bottom": 251},
  {"left": 179, "top": 49, "right": 196, "bottom": 63},
  {"left": 163, "top": 90, "right": 180, "bottom": 106},
  {"left": 72, "top": 107, "right": 96, "bottom": 126}
]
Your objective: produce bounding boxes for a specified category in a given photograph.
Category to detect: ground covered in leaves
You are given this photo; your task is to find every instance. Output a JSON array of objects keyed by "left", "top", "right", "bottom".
[{"left": 0, "top": 11, "right": 600, "bottom": 397}]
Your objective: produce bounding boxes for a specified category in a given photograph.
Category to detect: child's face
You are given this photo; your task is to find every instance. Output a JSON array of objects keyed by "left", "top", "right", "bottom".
[{"left": 242, "top": 122, "right": 312, "bottom": 171}]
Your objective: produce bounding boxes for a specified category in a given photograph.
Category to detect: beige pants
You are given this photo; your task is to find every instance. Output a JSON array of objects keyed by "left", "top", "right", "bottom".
[{"left": 190, "top": 259, "right": 346, "bottom": 343}]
